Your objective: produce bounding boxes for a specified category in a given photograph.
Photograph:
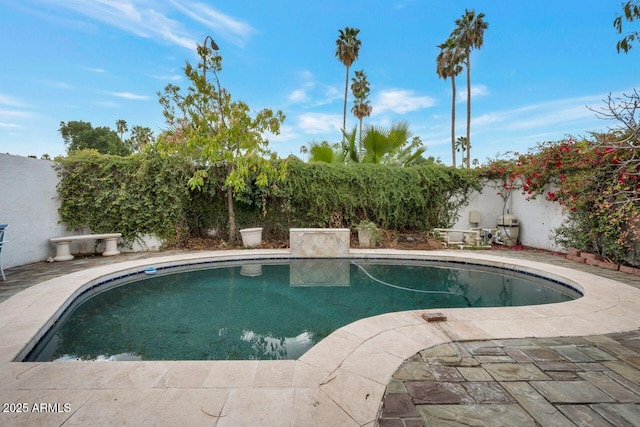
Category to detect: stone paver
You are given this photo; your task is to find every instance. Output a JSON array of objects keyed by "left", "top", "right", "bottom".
[
  {"left": 377, "top": 248, "right": 640, "bottom": 425},
  {"left": 557, "top": 404, "right": 615, "bottom": 427},
  {"left": 379, "top": 330, "right": 640, "bottom": 426},
  {"left": 3, "top": 247, "right": 640, "bottom": 425},
  {"left": 417, "top": 403, "right": 537, "bottom": 427}
]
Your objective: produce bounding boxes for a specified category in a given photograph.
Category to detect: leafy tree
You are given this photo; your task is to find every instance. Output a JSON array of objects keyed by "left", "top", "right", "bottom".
[
  {"left": 350, "top": 69, "right": 372, "bottom": 154},
  {"left": 335, "top": 27, "right": 362, "bottom": 135},
  {"left": 436, "top": 38, "right": 464, "bottom": 168},
  {"left": 614, "top": 0, "right": 640, "bottom": 53},
  {"left": 157, "top": 38, "right": 285, "bottom": 245},
  {"left": 59, "top": 120, "right": 132, "bottom": 155},
  {"left": 451, "top": 9, "right": 488, "bottom": 168}
]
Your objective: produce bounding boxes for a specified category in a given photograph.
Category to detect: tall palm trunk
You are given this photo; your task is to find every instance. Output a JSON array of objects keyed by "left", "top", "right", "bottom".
[
  {"left": 359, "top": 117, "right": 363, "bottom": 159},
  {"left": 343, "top": 65, "right": 350, "bottom": 133},
  {"left": 451, "top": 76, "right": 457, "bottom": 168},
  {"left": 465, "top": 56, "right": 471, "bottom": 168}
]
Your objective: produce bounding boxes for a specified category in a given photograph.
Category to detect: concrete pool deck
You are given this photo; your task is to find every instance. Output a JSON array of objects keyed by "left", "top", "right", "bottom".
[{"left": 0, "top": 248, "right": 640, "bottom": 426}]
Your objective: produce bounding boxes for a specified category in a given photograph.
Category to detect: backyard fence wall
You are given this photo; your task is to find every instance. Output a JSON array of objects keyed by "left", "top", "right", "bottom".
[
  {"left": 0, "top": 154, "right": 161, "bottom": 269},
  {"left": 0, "top": 154, "right": 70, "bottom": 269},
  {"left": 1, "top": 153, "right": 568, "bottom": 270},
  {"left": 452, "top": 182, "right": 567, "bottom": 252}
]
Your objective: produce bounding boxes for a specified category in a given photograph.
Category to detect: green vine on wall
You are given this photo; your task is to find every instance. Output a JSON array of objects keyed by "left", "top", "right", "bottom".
[
  {"left": 56, "top": 152, "right": 481, "bottom": 246},
  {"left": 275, "top": 158, "right": 480, "bottom": 230},
  {"left": 56, "top": 149, "right": 192, "bottom": 246}
]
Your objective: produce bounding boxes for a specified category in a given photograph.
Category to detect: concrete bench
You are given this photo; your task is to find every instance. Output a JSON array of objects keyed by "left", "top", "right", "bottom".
[{"left": 50, "top": 233, "right": 122, "bottom": 261}]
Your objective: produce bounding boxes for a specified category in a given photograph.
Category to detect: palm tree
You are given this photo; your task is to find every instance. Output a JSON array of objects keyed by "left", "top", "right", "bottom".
[
  {"left": 452, "top": 10, "right": 488, "bottom": 168},
  {"left": 115, "top": 119, "right": 128, "bottom": 142},
  {"left": 395, "top": 136, "right": 428, "bottom": 166},
  {"left": 350, "top": 69, "right": 372, "bottom": 155},
  {"left": 130, "top": 125, "right": 154, "bottom": 152},
  {"left": 320, "top": 122, "right": 426, "bottom": 166},
  {"left": 307, "top": 141, "right": 345, "bottom": 163},
  {"left": 335, "top": 27, "right": 361, "bottom": 136},
  {"left": 436, "top": 38, "right": 464, "bottom": 167},
  {"left": 455, "top": 136, "right": 468, "bottom": 167},
  {"left": 361, "top": 121, "right": 425, "bottom": 165},
  {"left": 341, "top": 126, "right": 360, "bottom": 163},
  {"left": 299, "top": 145, "right": 308, "bottom": 161}
]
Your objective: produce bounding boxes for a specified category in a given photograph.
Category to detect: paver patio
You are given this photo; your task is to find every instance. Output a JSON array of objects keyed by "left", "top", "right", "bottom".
[{"left": 1, "top": 248, "right": 640, "bottom": 426}]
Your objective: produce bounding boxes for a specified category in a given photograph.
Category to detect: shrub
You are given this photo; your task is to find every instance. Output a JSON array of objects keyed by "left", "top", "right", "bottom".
[
  {"left": 56, "top": 153, "right": 480, "bottom": 246},
  {"left": 481, "top": 134, "right": 640, "bottom": 266},
  {"left": 56, "top": 149, "right": 191, "bottom": 246},
  {"left": 273, "top": 158, "right": 479, "bottom": 230}
]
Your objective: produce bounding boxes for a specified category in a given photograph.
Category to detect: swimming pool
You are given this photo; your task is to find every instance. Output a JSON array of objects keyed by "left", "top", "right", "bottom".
[{"left": 24, "top": 258, "right": 580, "bottom": 362}]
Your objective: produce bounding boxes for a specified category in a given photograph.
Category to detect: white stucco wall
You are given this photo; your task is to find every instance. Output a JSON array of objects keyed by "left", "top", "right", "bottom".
[
  {"left": 453, "top": 183, "right": 505, "bottom": 230},
  {"left": 452, "top": 182, "right": 567, "bottom": 251},
  {"left": 0, "top": 154, "right": 162, "bottom": 269},
  {"left": 0, "top": 154, "right": 71, "bottom": 268},
  {"left": 1, "top": 152, "right": 568, "bottom": 269},
  {"left": 510, "top": 186, "right": 567, "bottom": 251}
]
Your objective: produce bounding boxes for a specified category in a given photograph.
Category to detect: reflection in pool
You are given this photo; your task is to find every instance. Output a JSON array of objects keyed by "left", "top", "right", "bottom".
[{"left": 25, "top": 259, "right": 580, "bottom": 362}]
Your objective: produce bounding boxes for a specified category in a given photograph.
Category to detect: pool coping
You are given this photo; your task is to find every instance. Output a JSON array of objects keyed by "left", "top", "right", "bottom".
[{"left": 1, "top": 249, "right": 640, "bottom": 426}]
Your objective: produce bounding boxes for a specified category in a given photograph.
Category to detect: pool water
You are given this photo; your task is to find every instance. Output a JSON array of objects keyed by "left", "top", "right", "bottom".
[{"left": 25, "top": 259, "right": 579, "bottom": 362}]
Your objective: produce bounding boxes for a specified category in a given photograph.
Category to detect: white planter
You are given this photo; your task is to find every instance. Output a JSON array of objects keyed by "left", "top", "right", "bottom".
[{"left": 239, "top": 227, "right": 263, "bottom": 248}]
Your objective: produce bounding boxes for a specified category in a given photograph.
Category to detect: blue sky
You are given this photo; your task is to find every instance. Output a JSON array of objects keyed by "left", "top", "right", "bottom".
[{"left": 1, "top": 1, "right": 639, "bottom": 165}]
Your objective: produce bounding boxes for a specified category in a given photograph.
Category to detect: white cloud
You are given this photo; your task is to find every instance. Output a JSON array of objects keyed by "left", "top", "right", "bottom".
[
  {"left": 285, "top": 70, "right": 341, "bottom": 107},
  {"left": 0, "top": 109, "right": 33, "bottom": 119},
  {"left": 472, "top": 94, "right": 603, "bottom": 132},
  {"left": 109, "top": 91, "right": 150, "bottom": 100},
  {"left": 0, "top": 98, "right": 34, "bottom": 131},
  {"left": 298, "top": 70, "right": 315, "bottom": 81},
  {"left": 152, "top": 74, "right": 182, "bottom": 81},
  {"left": 288, "top": 89, "right": 307, "bottom": 103},
  {"left": 320, "top": 86, "right": 342, "bottom": 105},
  {"left": 49, "top": 81, "right": 74, "bottom": 90},
  {"left": 35, "top": 0, "right": 254, "bottom": 50},
  {"left": 0, "top": 106, "right": 34, "bottom": 130},
  {"left": 471, "top": 112, "right": 505, "bottom": 128},
  {"left": 372, "top": 89, "right": 435, "bottom": 115},
  {"left": 268, "top": 124, "right": 299, "bottom": 143},
  {"left": 457, "top": 84, "right": 489, "bottom": 103},
  {"left": 170, "top": 0, "right": 254, "bottom": 48},
  {"left": 394, "top": 0, "right": 416, "bottom": 9},
  {"left": 297, "top": 113, "right": 342, "bottom": 134},
  {"left": 0, "top": 94, "right": 29, "bottom": 108}
]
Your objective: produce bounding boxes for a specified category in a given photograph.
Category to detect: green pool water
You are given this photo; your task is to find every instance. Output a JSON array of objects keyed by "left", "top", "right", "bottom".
[{"left": 25, "top": 259, "right": 579, "bottom": 362}]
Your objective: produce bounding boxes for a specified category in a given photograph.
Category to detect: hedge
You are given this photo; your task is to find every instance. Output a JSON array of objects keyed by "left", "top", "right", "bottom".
[{"left": 56, "top": 151, "right": 480, "bottom": 245}]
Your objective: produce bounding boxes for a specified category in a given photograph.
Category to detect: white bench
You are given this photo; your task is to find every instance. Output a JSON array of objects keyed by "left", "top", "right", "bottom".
[{"left": 50, "top": 233, "right": 122, "bottom": 261}]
